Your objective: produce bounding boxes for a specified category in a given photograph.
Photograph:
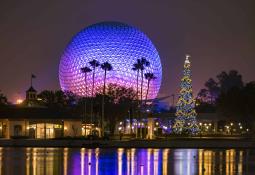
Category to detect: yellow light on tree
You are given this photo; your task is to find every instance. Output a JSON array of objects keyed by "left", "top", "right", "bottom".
[{"left": 173, "top": 55, "right": 199, "bottom": 134}]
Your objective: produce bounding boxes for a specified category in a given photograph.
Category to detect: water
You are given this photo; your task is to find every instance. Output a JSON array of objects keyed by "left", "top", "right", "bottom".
[{"left": 0, "top": 147, "right": 254, "bottom": 175}]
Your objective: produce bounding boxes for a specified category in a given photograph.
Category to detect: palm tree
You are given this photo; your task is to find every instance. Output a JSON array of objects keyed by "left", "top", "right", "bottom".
[
  {"left": 132, "top": 59, "right": 142, "bottom": 102},
  {"left": 144, "top": 73, "right": 156, "bottom": 102},
  {"left": 132, "top": 59, "right": 142, "bottom": 138},
  {"left": 89, "top": 59, "right": 100, "bottom": 132},
  {"left": 100, "top": 62, "right": 113, "bottom": 136},
  {"left": 140, "top": 58, "right": 150, "bottom": 102},
  {"left": 81, "top": 66, "right": 92, "bottom": 136},
  {"left": 101, "top": 62, "right": 113, "bottom": 95},
  {"left": 132, "top": 58, "right": 150, "bottom": 138}
]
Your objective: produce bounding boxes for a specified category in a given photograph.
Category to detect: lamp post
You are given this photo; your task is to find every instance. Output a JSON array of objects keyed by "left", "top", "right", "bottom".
[{"left": 199, "top": 122, "right": 202, "bottom": 137}]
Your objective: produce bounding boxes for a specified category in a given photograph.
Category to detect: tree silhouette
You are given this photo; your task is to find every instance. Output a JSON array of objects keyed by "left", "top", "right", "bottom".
[
  {"left": 0, "top": 91, "right": 7, "bottom": 106},
  {"left": 144, "top": 72, "right": 156, "bottom": 102},
  {"left": 81, "top": 66, "right": 92, "bottom": 135},
  {"left": 198, "top": 70, "right": 243, "bottom": 105},
  {"left": 132, "top": 58, "right": 150, "bottom": 138},
  {"left": 89, "top": 59, "right": 100, "bottom": 129},
  {"left": 132, "top": 59, "right": 142, "bottom": 101},
  {"left": 93, "top": 83, "right": 137, "bottom": 134},
  {"left": 100, "top": 61, "right": 113, "bottom": 136},
  {"left": 217, "top": 70, "right": 243, "bottom": 93},
  {"left": 140, "top": 58, "right": 150, "bottom": 101}
]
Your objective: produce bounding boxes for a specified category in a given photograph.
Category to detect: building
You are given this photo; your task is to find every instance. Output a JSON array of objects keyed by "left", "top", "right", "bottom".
[
  {"left": 117, "top": 112, "right": 250, "bottom": 139},
  {"left": 0, "top": 86, "right": 99, "bottom": 139},
  {"left": 0, "top": 86, "right": 250, "bottom": 139}
]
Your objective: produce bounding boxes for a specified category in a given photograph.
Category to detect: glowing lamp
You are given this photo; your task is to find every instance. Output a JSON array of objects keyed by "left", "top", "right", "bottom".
[{"left": 16, "top": 99, "right": 23, "bottom": 104}]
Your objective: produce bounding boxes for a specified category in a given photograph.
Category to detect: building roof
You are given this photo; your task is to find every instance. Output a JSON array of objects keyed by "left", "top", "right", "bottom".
[
  {"left": 0, "top": 106, "right": 81, "bottom": 119},
  {"left": 26, "top": 86, "right": 37, "bottom": 93}
]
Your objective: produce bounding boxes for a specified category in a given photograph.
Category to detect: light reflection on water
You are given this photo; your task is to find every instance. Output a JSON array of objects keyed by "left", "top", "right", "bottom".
[{"left": 0, "top": 147, "right": 254, "bottom": 175}]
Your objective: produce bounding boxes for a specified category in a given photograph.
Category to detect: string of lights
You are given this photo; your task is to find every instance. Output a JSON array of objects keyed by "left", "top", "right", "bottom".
[{"left": 173, "top": 55, "right": 199, "bottom": 134}]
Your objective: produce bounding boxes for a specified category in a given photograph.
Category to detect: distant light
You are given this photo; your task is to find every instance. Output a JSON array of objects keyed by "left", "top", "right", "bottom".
[
  {"left": 246, "top": 129, "right": 249, "bottom": 132},
  {"left": 16, "top": 99, "right": 23, "bottom": 104},
  {"left": 199, "top": 123, "right": 202, "bottom": 126},
  {"left": 119, "top": 122, "right": 123, "bottom": 125},
  {"left": 64, "top": 127, "right": 67, "bottom": 130},
  {"left": 240, "top": 126, "right": 243, "bottom": 129},
  {"left": 230, "top": 123, "right": 233, "bottom": 126},
  {"left": 118, "top": 127, "right": 122, "bottom": 131}
]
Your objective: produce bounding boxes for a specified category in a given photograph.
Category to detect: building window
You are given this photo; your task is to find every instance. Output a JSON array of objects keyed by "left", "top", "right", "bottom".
[{"left": 14, "top": 125, "right": 22, "bottom": 136}]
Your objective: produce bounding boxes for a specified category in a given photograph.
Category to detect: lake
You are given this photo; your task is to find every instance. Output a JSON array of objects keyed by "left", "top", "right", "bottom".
[{"left": 0, "top": 147, "right": 254, "bottom": 175}]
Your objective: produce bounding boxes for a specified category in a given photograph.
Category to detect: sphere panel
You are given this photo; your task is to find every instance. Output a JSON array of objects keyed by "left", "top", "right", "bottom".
[{"left": 59, "top": 22, "right": 162, "bottom": 99}]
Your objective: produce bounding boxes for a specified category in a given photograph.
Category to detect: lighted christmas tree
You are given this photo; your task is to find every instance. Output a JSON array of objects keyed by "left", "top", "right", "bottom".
[{"left": 173, "top": 55, "right": 199, "bottom": 134}]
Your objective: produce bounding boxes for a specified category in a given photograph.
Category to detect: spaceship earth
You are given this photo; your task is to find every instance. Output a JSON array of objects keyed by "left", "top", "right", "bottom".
[{"left": 59, "top": 22, "right": 162, "bottom": 99}]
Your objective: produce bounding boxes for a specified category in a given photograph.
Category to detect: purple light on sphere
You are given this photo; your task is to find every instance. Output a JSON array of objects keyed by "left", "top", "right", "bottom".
[{"left": 59, "top": 22, "right": 162, "bottom": 99}]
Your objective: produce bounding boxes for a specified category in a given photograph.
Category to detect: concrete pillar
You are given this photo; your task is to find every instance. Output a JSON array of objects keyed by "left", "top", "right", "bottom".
[
  {"left": 6, "top": 120, "right": 10, "bottom": 139},
  {"left": 214, "top": 121, "right": 218, "bottom": 133},
  {"left": 147, "top": 118, "right": 154, "bottom": 139},
  {"left": 44, "top": 122, "right": 46, "bottom": 139}
]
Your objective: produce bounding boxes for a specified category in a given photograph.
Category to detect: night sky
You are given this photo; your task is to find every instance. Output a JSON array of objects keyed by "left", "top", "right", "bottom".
[{"left": 0, "top": 1, "right": 255, "bottom": 103}]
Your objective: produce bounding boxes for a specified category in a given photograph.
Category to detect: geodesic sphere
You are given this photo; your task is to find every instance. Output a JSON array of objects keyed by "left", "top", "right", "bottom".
[{"left": 59, "top": 22, "right": 162, "bottom": 99}]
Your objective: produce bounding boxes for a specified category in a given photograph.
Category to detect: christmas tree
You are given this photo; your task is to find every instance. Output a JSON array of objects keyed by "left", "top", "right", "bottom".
[{"left": 173, "top": 55, "right": 199, "bottom": 134}]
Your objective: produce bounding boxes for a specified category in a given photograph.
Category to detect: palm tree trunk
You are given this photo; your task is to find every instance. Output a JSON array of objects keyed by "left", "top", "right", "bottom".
[
  {"left": 136, "top": 70, "right": 139, "bottom": 138},
  {"left": 145, "top": 80, "right": 150, "bottom": 103},
  {"left": 84, "top": 73, "right": 87, "bottom": 136},
  {"left": 140, "top": 70, "right": 143, "bottom": 102},
  {"left": 102, "top": 70, "right": 107, "bottom": 137},
  {"left": 136, "top": 70, "right": 139, "bottom": 101},
  {"left": 91, "top": 68, "right": 95, "bottom": 134},
  {"left": 140, "top": 70, "right": 144, "bottom": 138}
]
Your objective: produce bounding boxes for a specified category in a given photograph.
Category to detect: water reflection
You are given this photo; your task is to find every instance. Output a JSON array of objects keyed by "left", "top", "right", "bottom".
[{"left": 0, "top": 147, "right": 253, "bottom": 174}]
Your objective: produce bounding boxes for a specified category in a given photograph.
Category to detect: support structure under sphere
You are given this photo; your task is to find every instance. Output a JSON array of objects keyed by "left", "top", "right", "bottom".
[{"left": 59, "top": 22, "right": 162, "bottom": 99}]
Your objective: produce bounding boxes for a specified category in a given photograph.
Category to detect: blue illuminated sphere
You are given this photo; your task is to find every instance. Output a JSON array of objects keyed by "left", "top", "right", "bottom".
[{"left": 59, "top": 22, "right": 162, "bottom": 99}]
